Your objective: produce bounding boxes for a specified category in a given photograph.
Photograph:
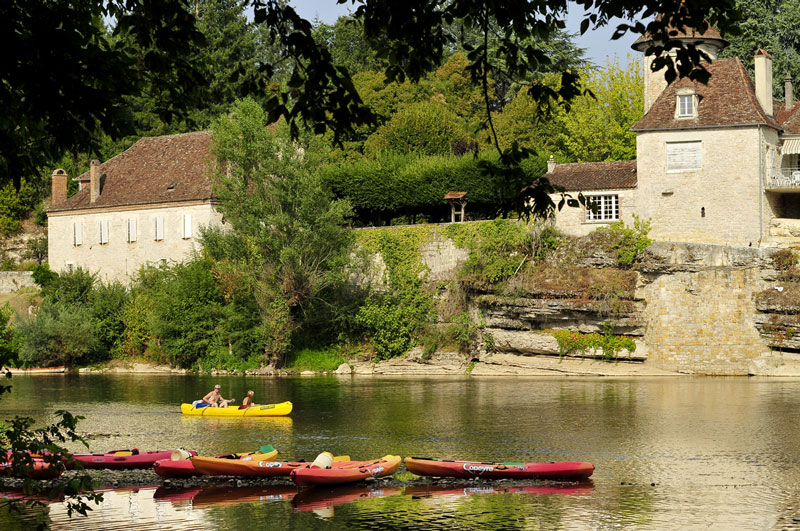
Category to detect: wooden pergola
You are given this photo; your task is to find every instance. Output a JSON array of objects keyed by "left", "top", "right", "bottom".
[{"left": 444, "top": 191, "right": 467, "bottom": 223}]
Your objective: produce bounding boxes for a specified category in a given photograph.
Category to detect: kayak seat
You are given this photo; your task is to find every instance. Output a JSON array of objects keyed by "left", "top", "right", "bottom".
[{"left": 132, "top": 449, "right": 139, "bottom": 455}]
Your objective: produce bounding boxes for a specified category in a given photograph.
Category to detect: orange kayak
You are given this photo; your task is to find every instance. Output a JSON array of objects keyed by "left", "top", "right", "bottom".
[
  {"left": 191, "top": 456, "right": 356, "bottom": 478},
  {"left": 290, "top": 455, "right": 401, "bottom": 486},
  {"left": 404, "top": 457, "right": 594, "bottom": 481}
]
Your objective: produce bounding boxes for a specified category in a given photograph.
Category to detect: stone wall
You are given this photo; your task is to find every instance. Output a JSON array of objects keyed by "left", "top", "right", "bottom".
[{"left": 0, "top": 272, "right": 35, "bottom": 293}]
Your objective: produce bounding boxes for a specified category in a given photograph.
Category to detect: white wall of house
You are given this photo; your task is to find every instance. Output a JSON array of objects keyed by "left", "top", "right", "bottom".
[
  {"left": 635, "top": 126, "right": 775, "bottom": 246},
  {"left": 550, "top": 189, "right": 637, "bottom": 237},
  {"left": 48, "top": 201, "right": 223, "bottom": 283}
]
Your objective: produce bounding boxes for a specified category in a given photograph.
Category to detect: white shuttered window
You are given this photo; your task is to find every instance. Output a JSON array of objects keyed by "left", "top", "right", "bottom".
[
  {"left": 182, "top": 214, "right": 192, "bottom": 239},
  {"left": 154, "top": 216, "right": 164, "bottom": 241},
  {"left": 666, "top": 141, "right": 702, "bottom": 171},
  {"left": 73, "top": 223, "right": 83, "bottom": 246},
  {"left": 127, "top": 218, "right": 137, "bottom": 242},
  {"left": 99, "top": 220, "right": 109, "bottom": 244},
  {"left": 586, "top": 195, "right": 619, "bottom": 222}
]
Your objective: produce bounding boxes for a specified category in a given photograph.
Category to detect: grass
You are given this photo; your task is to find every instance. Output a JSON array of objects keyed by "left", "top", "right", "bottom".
[
  {"left": 283, "top": 347, "right": 346, "bottom": 372},
  {"left": 0, "top": 287, "right": 40, "bottom": 323}
]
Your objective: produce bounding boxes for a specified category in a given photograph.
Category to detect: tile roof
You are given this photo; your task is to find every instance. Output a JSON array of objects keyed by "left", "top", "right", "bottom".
[
  {"left": 544, "top": 160, "right": 637, "bottom": 192},
  {"left": 776, "top": 101, "right": 800, "bottom": 134},
  {"left": 631, "top": 58, "right": 780, "bottom": 131},
  {"left": 49, "top": 131, "right": 215, "bottom": 213}
]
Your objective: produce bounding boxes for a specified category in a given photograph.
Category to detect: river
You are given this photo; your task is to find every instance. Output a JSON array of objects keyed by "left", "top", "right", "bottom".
[{"left": 2, "top": 374, "right": 800, "bottom": 529}]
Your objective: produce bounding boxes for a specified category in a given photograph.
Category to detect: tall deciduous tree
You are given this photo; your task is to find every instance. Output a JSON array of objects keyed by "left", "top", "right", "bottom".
[
  {"left": 720, "top": 0, "right": 800, "bottom": 99},
  {"left": 210, "top": 98, "right": 354, "bottom": 366},
  {"left": 559, "top": 57, "right": 643, "bottom": 162}
]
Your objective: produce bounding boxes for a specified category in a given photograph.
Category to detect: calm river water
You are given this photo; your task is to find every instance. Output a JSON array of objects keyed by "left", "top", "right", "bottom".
[{"left": 2, "top": 374, "right": 800, "bottom": 529}]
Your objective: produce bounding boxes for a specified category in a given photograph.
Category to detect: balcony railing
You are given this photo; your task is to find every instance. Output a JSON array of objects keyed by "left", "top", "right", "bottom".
[{"left": 765, "top": 167, "right": 800, "bottom": 190}]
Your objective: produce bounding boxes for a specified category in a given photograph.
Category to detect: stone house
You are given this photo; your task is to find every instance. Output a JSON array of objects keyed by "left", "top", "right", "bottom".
[
  {"left": 547, "top": 24, "right": 800, "bottom": 248},
  {"left": 47, "top": 131, "right": 222, "bottom": 283}
]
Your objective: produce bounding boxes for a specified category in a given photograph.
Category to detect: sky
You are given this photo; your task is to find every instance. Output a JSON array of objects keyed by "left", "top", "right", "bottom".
[{"left": 289, "top": 1, "right": 641, "bottom": 68}]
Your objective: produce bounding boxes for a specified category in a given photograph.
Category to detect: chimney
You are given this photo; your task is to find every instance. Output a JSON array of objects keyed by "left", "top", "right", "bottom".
[
  {"left": 51, "top": 169, "right": 68, "bottom": 208},
  {"left": 547, "top": 155, "right": 557, "bottom": 174},
  {"left": 90, "top": 159, "right": 100, "bottom": 204},
  {"left": 755, "top": 49, "right": 773, "bottom": 116},
  {"left": 786, "top": 74, "right": 794, "bottom": 109}
]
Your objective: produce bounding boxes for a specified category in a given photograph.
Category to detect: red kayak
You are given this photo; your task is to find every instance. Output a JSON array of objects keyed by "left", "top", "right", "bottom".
[
  {"left": 290, "top": 455, "right": 401, "bottom": 487},
  {"left": 68, "top": 449, "right": 197, "bottom": 470},
  {"left": 404, "top": 457, "right": 594, "bottom": 481}
]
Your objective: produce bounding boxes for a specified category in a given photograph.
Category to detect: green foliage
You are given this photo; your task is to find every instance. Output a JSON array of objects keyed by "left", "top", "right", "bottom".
[
  {"left": 552, "top": 324, "right": 636, "bottom": 361},
  {"left": 558, "top": 58, "right": 643, "bottom": 162},
  {"left": 595, "top": 214, "right": 652, "bottom": 268},
  {"left": 450, "top": 311, "right": 476, "bottom": 352},
  {"left": 0, "top": 304, "right": 19, "bottom": 368},
  {"left": 722, "top": 0, "right": 800, "bottom": 99},
  {"left": 364, "top": 100, "right": 470, "bottom": 157},
  {"left": 322, "top": 151, "right": 550, "bottom": 224},
  {"left": 0, "top": 179, "right": 34, "bottom": 236},
  {"left": 89, "top": 282, "right": 128, "bottom": 356},
  {"left": 23, "top": 236, "right": 48, "bottom": 264},
  {"left": 283, "top": 347, "right": 347, "bottom": 372},
  {"left": 17, "top": 301, "right": 100, "bottom": 367},
  {"left": 446, "top": 219, "right": 532, "bottom": 285},
  {"left": 32, "top": 263, "right": 59, "bottom": 292},
  {"left": 355, "top": 226, "right": 436, "bottom": 359},
  {"left": 210, "top": 98, "right": 355, "bottom": 366}
]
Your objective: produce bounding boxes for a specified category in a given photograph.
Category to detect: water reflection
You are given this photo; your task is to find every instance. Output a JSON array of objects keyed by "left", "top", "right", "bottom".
[{"left": 5, "top": 376, "right": 800, "bottom": 528}]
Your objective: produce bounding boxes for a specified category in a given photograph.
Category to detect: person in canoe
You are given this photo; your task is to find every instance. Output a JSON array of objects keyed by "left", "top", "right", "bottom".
[
  {"left": 239, "top": 390, "right": 256, "bottom": 409},
  {"left": 203, "top": 384, "right": 234, "bottom": 408}
]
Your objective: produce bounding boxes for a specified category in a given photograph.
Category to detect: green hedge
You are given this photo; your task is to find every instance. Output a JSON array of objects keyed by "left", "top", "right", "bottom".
[{"left": 321, "top": 152, "right": 548, "bottom": 224}]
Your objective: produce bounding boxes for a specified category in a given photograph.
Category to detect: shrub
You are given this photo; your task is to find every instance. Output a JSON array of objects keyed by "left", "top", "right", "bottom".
[
  {"left": 364, "top": 100, "right": 470, "bottom": 157},
  {"left": 17, "top": 302, "right": 100, "bottom": 367},
  {"left": 551, "top": 324, "right": 636, "bottom": 361},
  {"left": 446, "top": 219, "right": 532, "bottom": 286},
  {"left": 595, "top": 214, "right": 652, "bottom": 267}
]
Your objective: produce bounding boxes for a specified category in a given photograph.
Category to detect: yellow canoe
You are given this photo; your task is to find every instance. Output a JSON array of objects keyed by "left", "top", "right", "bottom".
[{"left": 180, "top": 401, "right": 293, "bottom": 417}]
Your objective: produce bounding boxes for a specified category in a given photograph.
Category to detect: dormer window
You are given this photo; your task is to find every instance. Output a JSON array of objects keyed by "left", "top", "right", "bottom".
[{"left": 676, "top": 89, "right": 698, "bottom": 119}]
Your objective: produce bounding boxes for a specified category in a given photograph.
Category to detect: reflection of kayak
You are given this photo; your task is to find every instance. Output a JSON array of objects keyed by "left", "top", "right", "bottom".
[
  {"left": 153, "top": 485, "right": 297, "bottom": 507},
  {"left": 4, "top": 366, "right": 65, "bottom": 374},
  {"left": 70, "top": 449, "right": 197, "bottom": 470},
  {"left": 291, "top": 455, "right": 401, "bottom": 486},
  {"left": 180, "top": 401, "right": 293, "bottom": 417},
  {"left": 154, "top": 447, "right": 278, "bottom": 478},
  {"left": 404, "top": 457, "right": 594, "bottom": 481},
  {"left": 191, "top": 453, "right": 349, "bottom": 477},
  {"left": 405, "top": 482, "right": 595, "bottom": 498},
  {"left": 292, "top": 484, "right": 402, "bottom": 511}
]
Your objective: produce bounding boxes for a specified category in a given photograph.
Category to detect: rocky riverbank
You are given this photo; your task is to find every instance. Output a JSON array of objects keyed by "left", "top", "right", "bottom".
[{"left": 73, "top": 347, "right": 800, "bottom": 378}]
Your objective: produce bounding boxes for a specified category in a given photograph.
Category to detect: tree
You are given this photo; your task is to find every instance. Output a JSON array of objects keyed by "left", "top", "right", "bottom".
[
  {"left": 721, "top": 0, "right": 800, "bottom": 99},
  {"left": 0, "top": 0, "right": 205, "bottom": 190},
  {"left": 210, "top": 98, "right": 354, "bottom": 366},
  {"left": 559, "top": 57, "right": 643, "bottom": 162},
  {"left": 364, "top": 100, "right": 470, "bottom": 157}
]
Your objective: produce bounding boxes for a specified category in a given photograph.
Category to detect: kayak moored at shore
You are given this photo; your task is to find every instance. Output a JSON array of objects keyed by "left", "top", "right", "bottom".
[
  {"left": 180, "top": 401, "right": 293, "bottom": 417},
  {"left": 190, "top": 455, "right": 353, "bottom": 478},
  {"left": 403, "top": 457, "right": 594, "bottom": 481},
  {"left": 290, "top": 455, "right": 401, "bottom": 486},
  {"left": 69, "top": 449, "right": 198, "bottom": 470},
  {"left": 154, "top": 447, "right": 278, "bottom": 478}
]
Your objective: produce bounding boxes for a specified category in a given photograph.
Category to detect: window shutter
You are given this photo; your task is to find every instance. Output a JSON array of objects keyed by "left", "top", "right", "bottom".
[
  {"left": 155, "top": 216, "right": 164, "bottom": 241},
  {"left": 73, "top": 223, "right": 83, "bottom": 246},
  {"left": 99, "top": 220, "right": 109, "bottom": 244},
  {"left": 183, "top": 214, "right": 192, "bottom": 239},
  {"left": 127, "top": 218, "right": 137, "bottom": 242}
]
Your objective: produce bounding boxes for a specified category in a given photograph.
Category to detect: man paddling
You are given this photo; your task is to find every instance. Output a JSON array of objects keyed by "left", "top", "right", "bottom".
[{"left": 203, "top": 384, "right": 234, "bottom": 408}]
